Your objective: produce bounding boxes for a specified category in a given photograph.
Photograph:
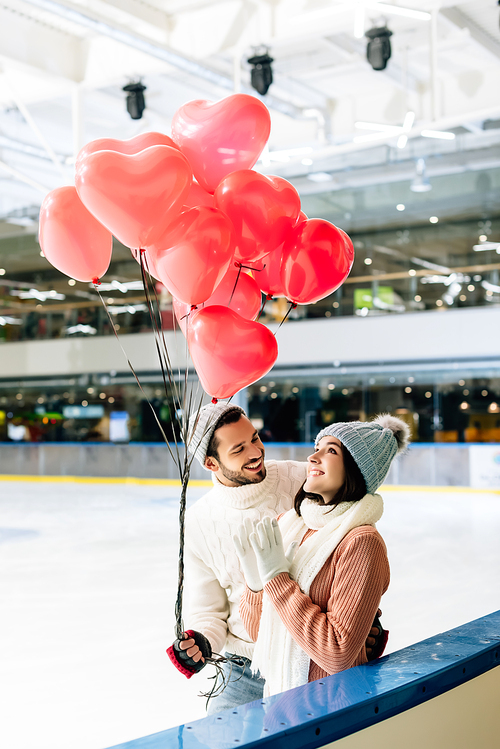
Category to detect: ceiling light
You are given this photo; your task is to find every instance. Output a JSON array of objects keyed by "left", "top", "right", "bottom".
[
  {"left": 421, "top": 130, "right": 455, "bottom": 140},
  {"left": 0, "top": 268, "right": 5, "bottom": 275},
  {"left": 429, "top": 216, "right": 439, "bottom": 223},
  {"left": 408, "top": 269, "right": 416, "bottom": 276},
  {"left": 478, "top": 234, "right": 487, "bottom": 242},
  {"left": 396, "top": 204, "right": 405, "bottom": 211},
  {"left": 414, "top": 295, "right": 421, "bottom": 302},
  {"left": 397, "top": 134, "right": 408, "bottom": 149},
  {"left": 473, "top": 241, "right": 500, "bottom": 252},
  {"left": 410, "top": 158, "right": 431, "bottom": 193},
  {"left": 366, "top": 26, "right": 393, "bottom": 71},
  {"left": 460, "top": 401, "right": 469, "bottom": 410},
  {"left": 488, "top": 402, "right": 499, "bottom": 413},
  {"left": 123, "top": 82, "right": 146, "bottom": 120},
  {"left": 307, "top": 172, "right": 333, "bottom": 183},
  {"left": 301, "top": 158, "right": 313, "bottom": 166},
  {"left": 364, "top": 258, "right": 373, "bottom": 265},
  {"left": 68, "top": 279, "right": 76, "bottom": 286},
  {"left": 247, "top": 51, "right": 274, "bottom": 96}
]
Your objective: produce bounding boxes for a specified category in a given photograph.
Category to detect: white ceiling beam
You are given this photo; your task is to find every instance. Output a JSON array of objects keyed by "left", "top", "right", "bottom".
[
  {"left": 0, "top": 6, "right": 88, "bottom": 82},
  {"left": 440, "top": 7, "right": 500, "bottom": 64}
]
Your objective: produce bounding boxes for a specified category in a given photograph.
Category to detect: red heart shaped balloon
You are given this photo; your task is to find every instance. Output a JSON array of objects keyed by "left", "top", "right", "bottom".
[
  {"left": 151, "top": 207, "right": 235, "bottom": 306},
  {"left": 130, "top": 247, "right": 162, "bottom": 282},
  {"left": 281, "top": 219, "right": 354, "bottom": 304},
  {"left": 75, "top": 145, "right": 192, "bottom": 249},
  {"left": 183, "top": 180, "right": 215, "bottom": 210},
  {"left": 258, "top": 247, "right": 286, "bottom": 297},
  {"left": 214, "top": 170, "right": 301, "bottom": 264},
  {"left": 187, "top": 306, "right": 278, "bottom": 399},
  {"left": 39, "top": 186, "right": 112, "bottom": 282},
  {"left": 173, "top": 268, "right": 262, "bottom": 335},
  {"left": 75, "top": 132, "right": 178, "bottom": 171},
  {"left": 171, "top": 94, "right": 271, "bottom": 193}
]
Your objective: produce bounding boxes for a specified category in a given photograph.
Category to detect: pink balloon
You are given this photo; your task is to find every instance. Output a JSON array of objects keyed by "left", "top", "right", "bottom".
[
  {"left": 338, "top": 227, "right": 355, "bottom": 261},
  {"left": 183, "top": 181, "right": 215, "bottom": 209},
  {"left": 75, "top": 145, "right": 192, "bottom": 249},
  {"left": 187, "top": 306, "right": 278, "bottom": 399},
  {"left": 281, "top": 219, "right": 354, "bottom": 304},
  {"left": 75, "top": 132, "right": 178, "bottom": 172},
  {"left": 257, "top": 247, "right": 286, "bottom": 298},
  {"left": 151, "top": 207, "right": 235, "bottom": 306},
  {"left": 130, "top": 247, "right": 161, "bottom": 282},
  {"left": 214, "top": 170, "right": 301, "bottom": 264},
  {"left": 173, "top": 268, "right": 262, "bottom": 335},
  {"left": 39, "top": 186, "right": 112, "bottom": 282},
  {"left": 171, "top": 94, "right": 271, "bottom": 193}
]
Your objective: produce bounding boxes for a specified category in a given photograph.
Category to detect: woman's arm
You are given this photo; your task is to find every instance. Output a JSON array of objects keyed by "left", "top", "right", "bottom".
[
  {"left": 239, "top": 586, "right": 264, "bottom": 642},
  {"left": 263, "top": 527, "right": 390, "bottom": 674}
]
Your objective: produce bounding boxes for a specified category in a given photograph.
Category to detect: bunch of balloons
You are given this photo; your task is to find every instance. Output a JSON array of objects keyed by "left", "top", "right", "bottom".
[{"left": 39, "top": 94, "right": 354, "bottom": 399}]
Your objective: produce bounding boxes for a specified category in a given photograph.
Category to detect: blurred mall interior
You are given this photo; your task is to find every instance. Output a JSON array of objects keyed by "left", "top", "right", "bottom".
[{"left": 0, "top": 0, "right": 499, "bottom": 448}]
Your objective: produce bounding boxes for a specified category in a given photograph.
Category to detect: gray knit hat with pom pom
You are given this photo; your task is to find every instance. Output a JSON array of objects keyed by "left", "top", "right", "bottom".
[{"left": 315, "top": 414, "right": 410, "bottom": 494}]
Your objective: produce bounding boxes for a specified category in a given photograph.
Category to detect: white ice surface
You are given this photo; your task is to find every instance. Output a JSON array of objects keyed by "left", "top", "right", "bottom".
[{"left": 1, "top": 481, "right": 499, "bottom": 749}]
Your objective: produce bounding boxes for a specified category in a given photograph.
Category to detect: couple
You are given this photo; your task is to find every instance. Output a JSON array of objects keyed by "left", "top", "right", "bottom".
[{"left": 168, "top": 402, "right": 409, "bottom": 710}]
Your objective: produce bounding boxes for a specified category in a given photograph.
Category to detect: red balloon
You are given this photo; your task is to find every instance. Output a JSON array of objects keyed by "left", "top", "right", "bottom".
[
  {"left": 75, "top": 132, "right": 178, "bottom": 171},
  {"left": 258, "top": 247, "right": 286, "bottom": 297},
  {"left": 151, "top": 207, "right": 235, "bottom": 306},
  {"left": 171, "top": 94, "right": 271, "bottom": 193},
  {"left": 183, "top": 181, "right": 215, "bottom": 209},
  {"left": 281, "top": 219, "right": 354, "bottom": 304},
  {"left": 187, "top": 306, "right": 278, "bottom": 399},
  {"left": 39, "top": 186, "right": 112, "bottom": 282},
  {"left": 338, "top": 227, "right": 355, "bottom": 261},
  {"left": 130, "top": 247, "right": 161, "bottom": 282},
  {"left": 214, "top": 170, "right": 301, "bottom": 264},
  {"left": 75, "top": 145, "right": 192, "bottom": 249},
  {"left": 173, "top": 268, "right": 262, "bottom": 334}
]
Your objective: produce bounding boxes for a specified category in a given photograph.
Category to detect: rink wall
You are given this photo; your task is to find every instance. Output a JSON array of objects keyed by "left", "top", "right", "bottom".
[
  {"left": 0, "top": 442, "right": 499, "bottom": 488},
  {"left": 107, "top": 610, "right": 500, "bottom": 749}
]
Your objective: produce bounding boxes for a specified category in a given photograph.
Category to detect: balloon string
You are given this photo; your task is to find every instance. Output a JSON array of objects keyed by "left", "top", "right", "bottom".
[
  {"left": 228, "top": 263, "right": 243, "bottom": 306},
  {"left": 275, "top": 301, "right": 297, "bottom": 334}
]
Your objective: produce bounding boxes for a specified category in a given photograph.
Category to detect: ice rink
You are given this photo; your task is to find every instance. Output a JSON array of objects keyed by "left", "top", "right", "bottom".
[{"left": 2, "top": 477, "right": 500, "bottom": 749}]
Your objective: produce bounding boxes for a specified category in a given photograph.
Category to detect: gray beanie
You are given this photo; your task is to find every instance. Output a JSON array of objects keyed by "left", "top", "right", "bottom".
[
  {"left": 187, "top": 402, "right": 245, "bottom": 468},
  {"left": 315, "top": 414, "right": 410, "bottom": 494}
]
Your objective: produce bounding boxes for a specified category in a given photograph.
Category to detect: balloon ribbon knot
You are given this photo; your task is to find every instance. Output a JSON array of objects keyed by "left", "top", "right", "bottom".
[
  {"left": 92, "top": 277, "right": 101, "bottom": 286},
  {"left": 211, "top": 398, "right": 218, "bottom": 404}
]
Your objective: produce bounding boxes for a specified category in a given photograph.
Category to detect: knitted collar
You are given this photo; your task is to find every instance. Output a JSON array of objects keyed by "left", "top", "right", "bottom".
[
  {"left": 299, "top": 498, "right": 354, "bottom": 531},
  {"left": 209, "top": 460, "right": 280, "bottom": 509}
]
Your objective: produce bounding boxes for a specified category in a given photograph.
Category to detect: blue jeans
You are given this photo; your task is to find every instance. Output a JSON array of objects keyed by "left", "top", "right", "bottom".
[{"left": 206, "top": 654, "right": 265, "bottom": 715}]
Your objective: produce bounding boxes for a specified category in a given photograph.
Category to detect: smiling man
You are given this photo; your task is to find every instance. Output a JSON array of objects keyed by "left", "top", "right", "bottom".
[{"left": 168, "top": 402, "right": 384, "bottom": 713}]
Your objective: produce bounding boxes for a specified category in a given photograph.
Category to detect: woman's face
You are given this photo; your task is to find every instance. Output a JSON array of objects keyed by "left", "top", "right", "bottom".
[{"left": 304, "top": 435, "right": 346, "bottom": 503}]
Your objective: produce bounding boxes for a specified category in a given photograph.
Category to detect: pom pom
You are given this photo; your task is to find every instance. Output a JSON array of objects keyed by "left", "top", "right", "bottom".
[{"left": 373, "top": 413, "right": 410, "bottom": 454}]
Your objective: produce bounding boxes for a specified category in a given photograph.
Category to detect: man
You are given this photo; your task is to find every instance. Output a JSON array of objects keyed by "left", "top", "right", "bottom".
[{"left": 168, "top": 402, "right": 385, "bottom": 712}]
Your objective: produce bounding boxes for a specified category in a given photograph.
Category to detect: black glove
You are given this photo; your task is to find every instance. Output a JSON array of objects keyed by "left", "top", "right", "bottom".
[
  {"left": 167, "top": 629, "right": 212, "bottom": 679},
  {"left": 367, "top": 615, "right": 389, "bottom": 661}
]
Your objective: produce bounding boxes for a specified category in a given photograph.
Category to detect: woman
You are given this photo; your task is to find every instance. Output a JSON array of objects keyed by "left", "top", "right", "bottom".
[{"left": 234, "top": 414, "right": 409, "bottom": 697}]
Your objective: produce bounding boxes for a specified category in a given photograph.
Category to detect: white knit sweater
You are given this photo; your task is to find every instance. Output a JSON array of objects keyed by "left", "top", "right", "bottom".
[{"left": 184, "top": 459, "right": 307, "bottom": 658}]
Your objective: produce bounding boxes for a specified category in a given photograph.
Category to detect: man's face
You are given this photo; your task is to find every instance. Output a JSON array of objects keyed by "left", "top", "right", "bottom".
[{"left": 205, "top": 415, "right": 266, "bottom": 487}]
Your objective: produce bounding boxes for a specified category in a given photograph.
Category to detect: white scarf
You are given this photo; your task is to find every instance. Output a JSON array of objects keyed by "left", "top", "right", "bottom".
[{"left": 251, "top": 493, "right": 383, "bottom": 696}]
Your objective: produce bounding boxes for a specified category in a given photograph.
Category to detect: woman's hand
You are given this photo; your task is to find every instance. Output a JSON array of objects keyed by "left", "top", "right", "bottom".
[
  {"left": 234, "top": 518, "right": 263, "bottom": 592},
  {"left": 249, "top": 516, "right": 298, "bottom": 585}
]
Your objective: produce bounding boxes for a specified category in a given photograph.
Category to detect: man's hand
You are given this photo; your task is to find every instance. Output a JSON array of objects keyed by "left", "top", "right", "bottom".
[
  {"left": 166, "top": 629, "right": 212, "bottom": 679},
  {"left": 365, "top": 609, "right": 389, "bottom": 661}
]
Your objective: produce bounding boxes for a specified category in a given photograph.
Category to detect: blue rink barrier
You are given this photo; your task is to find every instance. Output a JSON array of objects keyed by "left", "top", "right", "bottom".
[{"left": 107, "top": 610, "right": 500, "bottom": 749}]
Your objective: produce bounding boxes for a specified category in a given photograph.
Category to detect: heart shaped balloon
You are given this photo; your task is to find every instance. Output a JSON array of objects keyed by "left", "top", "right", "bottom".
[
  {"left": 151, "top": 207, "right": 235, "bottom": 306},
  {"left": 258, "top": 247, "right": 286, "bottom": 297},
  {"left": 75, "top": 132, "right": 178, "bottom": 171},
  {"left": 130, "top": 247, "right": 162, "bottom": 282},
  {"left": 281, "top": 219, "right": 354, "bottom": 304},
  {"left": 39, "top": 186, "right": 112, "bottom": 282},
  {"left": 75, "top": 145, "right": 192, "bottom": 249},
  {"left": 214, "top": 170, "right": 301, "bottom": 264},
  {"left": 187, "top": 306, "right": 278, "bottom": 399},
  {"left": 183, "top": 180, "right": 215, "bottom": 210},
  {"left": 171, "top": 94, "right": 271, "bottom": 193},
  {"left": 173, "top": 268, "right": 262, "bottom": 334}
]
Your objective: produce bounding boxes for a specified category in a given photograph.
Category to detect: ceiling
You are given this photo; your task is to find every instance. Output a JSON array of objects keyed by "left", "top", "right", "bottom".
[{"left": 0, "top": 0, "right": 500, "bottom": 256}]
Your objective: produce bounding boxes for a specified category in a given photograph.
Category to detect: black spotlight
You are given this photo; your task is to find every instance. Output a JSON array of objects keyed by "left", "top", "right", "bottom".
[
  {"left": 247, "top": 52, "right": 274, "bottom": 96},
  {"left": 365, "top": 27, "right": 393, "bottom": 71},
  {"left": 123, "top": 81, "right": 146, "bottom": 120}
]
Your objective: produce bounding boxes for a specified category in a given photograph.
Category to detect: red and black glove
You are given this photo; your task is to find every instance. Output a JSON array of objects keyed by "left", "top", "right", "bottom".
[
  {"left": 167, "top": 630, "right": 212, "bottom": 679},
  {"left": 367, "top": 615, "right": 389, "bottom": 661}
]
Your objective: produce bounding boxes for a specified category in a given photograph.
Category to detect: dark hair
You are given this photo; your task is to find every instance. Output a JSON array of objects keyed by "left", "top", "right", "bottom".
[
  {"left": 206, "top": 408, "right": 244, "bottom": 461},
  {"left": 293, "top": 441, "right": 367, "bottom": 516}
]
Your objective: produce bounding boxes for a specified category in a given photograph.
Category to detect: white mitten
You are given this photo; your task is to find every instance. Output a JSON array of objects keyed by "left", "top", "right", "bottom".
[
  {"left": 233, "top": 517, "right": 263, "bottom": 592},
  {"left": 249, "top": 516, "right": 298, "bottom": 585}
]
